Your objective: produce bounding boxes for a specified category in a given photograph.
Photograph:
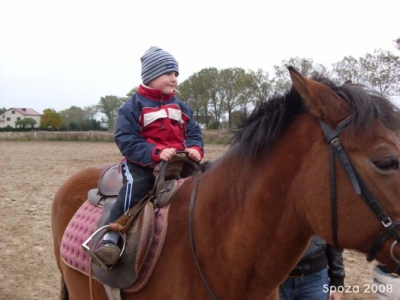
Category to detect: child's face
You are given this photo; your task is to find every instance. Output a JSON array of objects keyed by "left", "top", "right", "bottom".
[{"left": 147, "top": 72, "right": 178, "bottom": 94}]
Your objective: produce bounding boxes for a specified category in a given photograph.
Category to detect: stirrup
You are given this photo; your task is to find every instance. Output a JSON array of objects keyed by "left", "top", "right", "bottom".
[{"left": 81, "top": 225, "right": 127, "bottom": 272}]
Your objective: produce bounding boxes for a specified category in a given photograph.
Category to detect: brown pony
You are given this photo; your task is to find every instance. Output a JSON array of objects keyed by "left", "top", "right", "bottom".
[{"left": 52, "top": 67, "right": 400, "bottom": 300}]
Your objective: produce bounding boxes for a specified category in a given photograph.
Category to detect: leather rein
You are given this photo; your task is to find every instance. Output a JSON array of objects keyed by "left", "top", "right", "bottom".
[{"left": 319, "top": 116, "right": 400, "bottom": 264}]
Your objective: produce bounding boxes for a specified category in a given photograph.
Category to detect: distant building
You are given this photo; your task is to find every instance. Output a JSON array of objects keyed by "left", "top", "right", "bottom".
[{"left": 0, "top": 108, "right": 42, "bottom": 128}]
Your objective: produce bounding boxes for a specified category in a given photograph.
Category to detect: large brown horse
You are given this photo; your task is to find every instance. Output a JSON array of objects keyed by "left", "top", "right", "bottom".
[{"left": 52, "top": 67, "right": 400, "bottom": 299}]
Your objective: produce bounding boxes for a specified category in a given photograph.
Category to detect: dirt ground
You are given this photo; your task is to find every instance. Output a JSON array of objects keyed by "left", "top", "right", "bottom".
[{"left": 0, "top": 141, "right": 380, "bottom": 299}]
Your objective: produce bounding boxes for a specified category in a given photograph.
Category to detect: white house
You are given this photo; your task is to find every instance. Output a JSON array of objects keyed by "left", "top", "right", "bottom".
[{"left": 0, "top": 108, "right": 42, "bottom": 128}]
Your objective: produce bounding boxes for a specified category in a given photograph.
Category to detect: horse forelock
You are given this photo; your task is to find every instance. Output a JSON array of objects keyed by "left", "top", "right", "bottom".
[{"left": 231, "top": 75, "right": 400, "bottom": 160}]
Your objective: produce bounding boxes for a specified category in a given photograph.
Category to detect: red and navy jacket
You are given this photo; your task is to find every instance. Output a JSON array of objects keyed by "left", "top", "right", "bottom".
[{"left": 114, "top": 84, "right": 204, "bottom": 166}]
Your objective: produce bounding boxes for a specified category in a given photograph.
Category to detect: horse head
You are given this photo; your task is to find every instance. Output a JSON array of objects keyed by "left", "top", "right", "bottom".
[{"left": 288, "top": 66, "right": 400, "bottom": 270}]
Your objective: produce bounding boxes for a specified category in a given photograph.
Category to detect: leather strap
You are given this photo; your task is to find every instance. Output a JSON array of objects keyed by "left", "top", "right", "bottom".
[
  {"left": 319, "top": 117, "right": 400, "bottom": 262},
  {"left": 189, "top": 173, "right": 217, "bottom": 300},
  {"left": 109, "top": 194, "right": 154, "bottom": 234}
]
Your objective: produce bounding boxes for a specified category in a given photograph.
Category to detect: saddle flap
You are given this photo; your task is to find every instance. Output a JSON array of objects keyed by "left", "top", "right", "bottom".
[
  {"left": 99, "top": 164, "right": 123, "bottom": 197},
  {"left": 135, "top": 202, "right": 155, "bottom": 272},
  {"left": 92, "top": 201, "right": 155, "bottom": 289}
]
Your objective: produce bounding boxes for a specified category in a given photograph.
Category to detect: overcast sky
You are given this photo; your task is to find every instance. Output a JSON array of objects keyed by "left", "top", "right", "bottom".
[{"left": 1, "top": 0, "right": 399, "bottom": 114}]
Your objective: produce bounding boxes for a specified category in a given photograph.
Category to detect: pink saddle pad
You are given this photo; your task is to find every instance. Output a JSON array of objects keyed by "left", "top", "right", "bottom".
[{"left": 60, "top": 200, "right": 170, "bottom": 292}]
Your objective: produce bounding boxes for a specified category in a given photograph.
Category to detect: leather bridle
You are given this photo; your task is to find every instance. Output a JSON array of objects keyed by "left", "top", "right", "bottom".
[{"left": 319, "top": 115, "right": 400, "bottom": 264}]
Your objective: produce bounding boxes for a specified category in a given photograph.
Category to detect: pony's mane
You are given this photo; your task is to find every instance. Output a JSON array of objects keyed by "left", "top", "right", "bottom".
[{"left": 231, "top": 75, "right": 400, "bottom": 159}]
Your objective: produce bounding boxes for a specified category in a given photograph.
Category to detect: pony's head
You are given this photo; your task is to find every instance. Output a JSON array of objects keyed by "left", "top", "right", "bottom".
[{"left": 232, "top": 67, "right": 400, "bottom": 269}]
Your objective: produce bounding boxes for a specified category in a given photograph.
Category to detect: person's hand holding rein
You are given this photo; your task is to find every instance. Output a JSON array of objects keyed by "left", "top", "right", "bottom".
[
  {"left": 160, "top": 148, "right": 176, "bottom": 161},
  {"left": 185, "top": 148, "right": 201, "bottom": 162}
]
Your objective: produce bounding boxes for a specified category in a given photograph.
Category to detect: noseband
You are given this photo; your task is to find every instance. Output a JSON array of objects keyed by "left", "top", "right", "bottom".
[{"left": 319, "top": 116, "right": 400, "bottom": 264}]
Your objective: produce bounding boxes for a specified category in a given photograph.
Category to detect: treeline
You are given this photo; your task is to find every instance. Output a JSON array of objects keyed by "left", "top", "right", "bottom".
[{"left": 32, "top": 39, "right": 400, "bottom": 131}]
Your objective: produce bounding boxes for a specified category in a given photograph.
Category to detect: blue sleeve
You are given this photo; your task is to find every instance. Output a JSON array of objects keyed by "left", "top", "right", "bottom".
[{"left": 114, "top": 99, "right": 155, "bottom": 166}]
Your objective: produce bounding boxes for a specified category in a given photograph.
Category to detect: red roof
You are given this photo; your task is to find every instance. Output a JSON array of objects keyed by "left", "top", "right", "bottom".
[{"left": 5, "top": 108, "right": 42, "bottom": 116}]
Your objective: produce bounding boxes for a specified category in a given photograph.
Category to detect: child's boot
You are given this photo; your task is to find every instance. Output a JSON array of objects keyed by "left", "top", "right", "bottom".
[{"left": 94, "top": 231, "right": 121, "bottom": 266}]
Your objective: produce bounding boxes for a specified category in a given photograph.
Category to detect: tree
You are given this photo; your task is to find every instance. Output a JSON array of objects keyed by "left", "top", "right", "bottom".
[
  {"left": 15, "top": 118, "right": 37, "bottom": 128},
  {"left": 359, "top": 49, "right": 400, "bottom": 97},
  {"left": 98, "top": 95, "right": 126, "bottom": 131},
  {"left": 331, "top": 56, "right": 364, "bottom": 85},
  {"left": 196, "top": 68, "right": 219, "bottom": 128},
  {"left": 244, "top": 69, "right": 274, "bottom": 107},
  {"left": 273, "top": 57, "right": 328, "bottom": 94},
  {"left": 83, "top": 105, "right": 99, "bottom": 120},
  {"left": 178, "top": 71, "right": 210, "bottom": 127},
  {"left": 41, "top": 108, "right": 62, "bottom": 129},
  {"left": 60, "top": 106, "right": 86, "bottom": 130},
  {"left": 0, "top": 107, "right": 6, "bottom": 114},
  {"left": 127, "top": 87, "right": 138, "bottom": 97},
  {"left": 219, "top": 68, "right": 248, "bottom": 129},
  {"left": 395, "top": 37, "right": 400, "bottom": 51}
]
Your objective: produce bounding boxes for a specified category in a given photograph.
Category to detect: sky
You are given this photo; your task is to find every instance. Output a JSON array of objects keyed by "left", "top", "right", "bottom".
[{"left": 1, "top": 0, "right": 399, "bottom": 114}]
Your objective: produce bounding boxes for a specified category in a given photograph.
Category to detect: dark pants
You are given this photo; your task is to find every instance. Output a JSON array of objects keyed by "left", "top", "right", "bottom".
[{"left": 106, "top": 161, "right": 154, "bottom": 224}]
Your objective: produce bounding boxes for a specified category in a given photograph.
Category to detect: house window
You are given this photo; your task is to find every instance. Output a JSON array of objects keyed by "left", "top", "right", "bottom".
[
  {"left": 12, "top": 111, "right": 15, "bottom": 114},
  {"left": 7, "top": 117, "right": 10, "bottom": 121},
  {"left": 2, "top": 115, "right": 4, "bottom": 118},
  {"left": 17, "top": 117, "right": 21, "bottom": 120}
]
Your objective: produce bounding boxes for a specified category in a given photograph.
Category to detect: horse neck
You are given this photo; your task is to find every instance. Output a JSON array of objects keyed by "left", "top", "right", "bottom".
[{"left": 191, "top": 140, "right": 316, "bottom": 297}]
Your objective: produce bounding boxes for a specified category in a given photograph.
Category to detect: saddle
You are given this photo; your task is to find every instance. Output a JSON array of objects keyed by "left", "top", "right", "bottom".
[{"left": 81, "top": 152, "right": 199, "bottom": 288}]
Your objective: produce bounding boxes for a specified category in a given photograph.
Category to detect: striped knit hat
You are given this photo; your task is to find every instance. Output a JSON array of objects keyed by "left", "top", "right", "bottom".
[{"left": 141, "top": 47, "right": 179, "bottom": 85}]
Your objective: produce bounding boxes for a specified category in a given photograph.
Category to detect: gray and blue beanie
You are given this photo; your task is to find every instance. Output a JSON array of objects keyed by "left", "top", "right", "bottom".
[{"left": 141, "top": 47, "right": 179, "bottom": 85}]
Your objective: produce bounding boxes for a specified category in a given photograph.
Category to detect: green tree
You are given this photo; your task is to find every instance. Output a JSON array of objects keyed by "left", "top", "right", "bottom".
[
  {"left": 359, "top": 49, "right": 400, "bottom": 97},
  {"left": 179, "top": 71, "right": 209, "bottom": 126},
  {"left": 98, "top": 95, "right": 126, "bottom": 131},
  {"left": 83, "top": 105, "right": 99, "bottom": 120},
  {"left": 273, "top": 57, "right": 328, "bottom": 94},
  {"left": 127, "top": 87, "right": 138, "bottom": 97},
  {"left": 395, "top": 37, "right": 400, "bottom": 51},
  {"left": 41, "top": 108, "right": 62, "bottom": 129},
  {"left": 219, "top": 68, "right": 248, "bottom": 129},
  {"left": 0, "top": 107, "right": 6, "bottom": 114},
  {"left": 196, "top": 68, "right": 219, "bottom": 128},
  {"left": 331, "top": 56, "right": 364, "bottom": 85},
  {"left": 242, "top": 69, "right": 274, "bottom": 108},
  {"left": 60, "top": 106, "right": 86, "bottom": 130},
  {"left": 15, "top": 118, "right": 37, "bottom": 128}
]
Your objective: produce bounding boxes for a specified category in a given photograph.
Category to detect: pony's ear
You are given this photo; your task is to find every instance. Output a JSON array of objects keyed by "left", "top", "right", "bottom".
[{"left": 288, "top": 66, "right": 348, "bottom": 123}]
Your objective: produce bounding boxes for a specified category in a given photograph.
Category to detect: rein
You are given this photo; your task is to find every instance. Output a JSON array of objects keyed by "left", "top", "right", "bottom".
[
  {"left": 319, "top": 116, "right": 400, "bottom": 263},
  {"left": 189, "top": 172, "right": 217, "bottom": 300}
]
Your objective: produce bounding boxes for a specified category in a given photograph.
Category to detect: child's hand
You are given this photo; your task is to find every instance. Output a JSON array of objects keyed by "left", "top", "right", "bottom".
[
  {"left": 185, "top": 148, "right": 201, "bottom": 162},
  {"left": 160, "top": 148, "right": 176, "bottom": 161}
]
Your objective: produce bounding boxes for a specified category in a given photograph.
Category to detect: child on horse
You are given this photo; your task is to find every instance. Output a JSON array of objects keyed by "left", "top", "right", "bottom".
[{"left": 94, "top": 46, "right": 204, "bottom": 266}]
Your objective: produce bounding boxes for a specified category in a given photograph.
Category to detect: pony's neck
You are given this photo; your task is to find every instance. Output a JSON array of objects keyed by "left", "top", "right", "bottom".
[{"left": 192, "top": 148, "right": 314, "bottom": 298}]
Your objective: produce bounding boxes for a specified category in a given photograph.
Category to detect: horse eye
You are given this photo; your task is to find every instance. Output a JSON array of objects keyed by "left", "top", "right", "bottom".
[{"left": 373, "top": 158, "right": 399, "bottom": 171}]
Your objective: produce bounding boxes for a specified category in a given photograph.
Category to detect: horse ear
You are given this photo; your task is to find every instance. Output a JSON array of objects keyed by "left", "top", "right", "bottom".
[{"left": 288, "top": 66, "right": 348, "bottom": 122}]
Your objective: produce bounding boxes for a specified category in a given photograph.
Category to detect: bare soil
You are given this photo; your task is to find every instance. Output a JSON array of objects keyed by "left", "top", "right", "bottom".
[{"left": 0, "top": 142, "right": 378, "bottom": 299}]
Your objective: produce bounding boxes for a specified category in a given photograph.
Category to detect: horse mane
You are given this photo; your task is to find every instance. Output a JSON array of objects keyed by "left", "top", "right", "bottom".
[{"left": 231, "top": 74, "right": 400, "bottom": 160}]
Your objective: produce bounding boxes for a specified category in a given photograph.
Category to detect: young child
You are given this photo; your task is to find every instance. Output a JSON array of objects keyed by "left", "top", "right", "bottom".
[{"left": 94, "top": 46, "right": 204, "bottom": 266}]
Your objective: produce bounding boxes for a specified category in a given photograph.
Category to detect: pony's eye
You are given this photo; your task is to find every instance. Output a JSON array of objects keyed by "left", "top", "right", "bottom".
[{"left": 373, "top": 158, "right": 399, "bottom": 171}]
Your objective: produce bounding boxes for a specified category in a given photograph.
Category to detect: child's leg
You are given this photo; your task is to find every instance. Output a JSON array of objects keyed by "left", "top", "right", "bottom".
[
  {"left": 107, "top": 161, "right": 154, "bottom": 223},
  {"left": 95, "top": 162, "right": 154, "bottom": 265}
]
